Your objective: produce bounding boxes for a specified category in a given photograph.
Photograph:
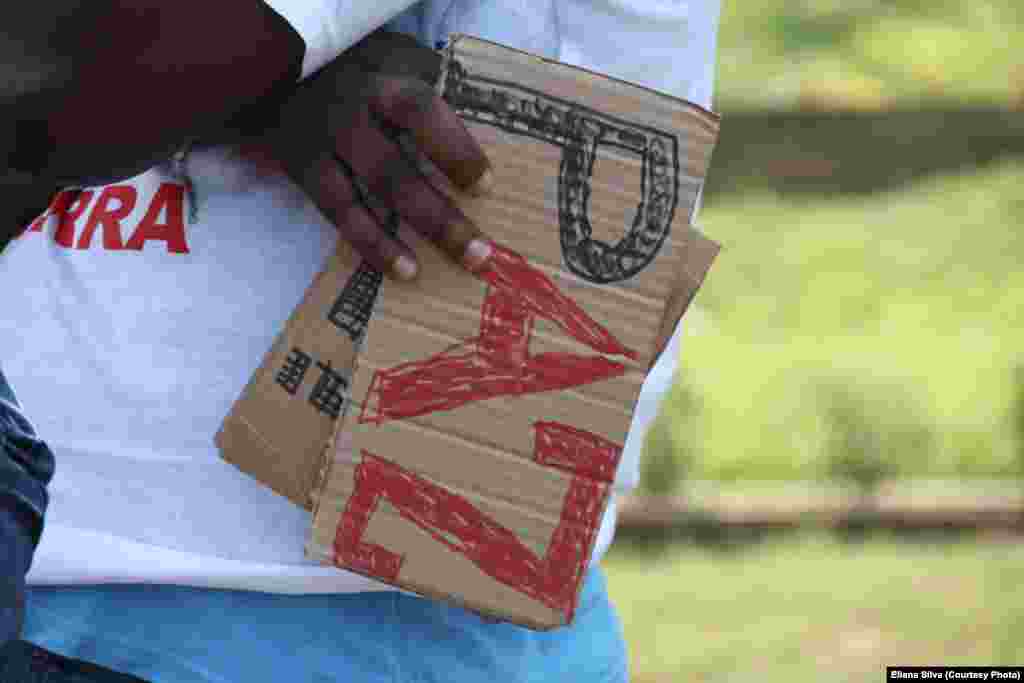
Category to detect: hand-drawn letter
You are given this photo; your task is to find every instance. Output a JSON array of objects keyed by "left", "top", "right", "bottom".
[
  {"left": 335, "top": 421, "right": 620, "bottom": 621},
  {"left": 442, "top": 59, "right": 681, "bottom": 284},
  {"left": 358, "top": 243, "right": 638, "bottom": 425}
]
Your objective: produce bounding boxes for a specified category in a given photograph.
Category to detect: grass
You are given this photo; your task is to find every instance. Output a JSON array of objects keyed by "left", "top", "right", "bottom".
[
  {"left": 716, "top": 0, "right": 1024, "bottom": 110},
  {"left": 660, "top": 158, "right": 1024, "bottom": 482},
  {"left": 603, "top": 534, "right": 1024, "bottom": 682}
]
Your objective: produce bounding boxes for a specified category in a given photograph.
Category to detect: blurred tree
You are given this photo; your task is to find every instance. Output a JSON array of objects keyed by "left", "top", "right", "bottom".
[
  {"left": 817, "top": 376, "right": 934, "bottom": 502},
  {"left": 639, "top": 418, "right": 684, "bottom": 497},
  {"left": 639, "top": 380, "right": 702, "bottom": 497}
]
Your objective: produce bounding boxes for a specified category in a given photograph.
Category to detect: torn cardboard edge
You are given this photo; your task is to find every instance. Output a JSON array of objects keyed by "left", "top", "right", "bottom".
[
  {"left": 438, "top": 34, "right": 723, "bottom": 129},
  {"left": 217, "top": 244, "right": 363, "bottom": 512},
  {"left": 652, "top": 225, "right": 721, "bottom": 370}
]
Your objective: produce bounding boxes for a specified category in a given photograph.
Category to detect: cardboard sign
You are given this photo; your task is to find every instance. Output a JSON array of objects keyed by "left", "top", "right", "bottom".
[{"left": 217, "top": 35, "right": 720, "bottom": 630}]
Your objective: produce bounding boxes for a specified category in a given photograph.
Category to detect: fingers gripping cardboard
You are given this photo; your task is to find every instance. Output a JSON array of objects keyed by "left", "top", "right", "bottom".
[{"left": 216, "top": 35, "right": 720, "bottom": 629}]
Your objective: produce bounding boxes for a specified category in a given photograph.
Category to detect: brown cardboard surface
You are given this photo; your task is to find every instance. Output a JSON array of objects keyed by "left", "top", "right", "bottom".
[
  {"left": 218, "top": 34, "right": 720, "bottom": 630},
  {"left": 216, "top": 240, "right": 364, "bottom": 511}
]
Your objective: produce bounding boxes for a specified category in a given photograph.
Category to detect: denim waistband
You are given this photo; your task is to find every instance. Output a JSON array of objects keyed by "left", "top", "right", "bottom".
[{"left": 24, "top": 567, "right": 628, "bottom": 683}]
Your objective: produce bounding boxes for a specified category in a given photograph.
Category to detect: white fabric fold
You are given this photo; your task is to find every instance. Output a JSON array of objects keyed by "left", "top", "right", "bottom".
[{"left": 264, "top": 0, "right": 420, "bottom": 78}]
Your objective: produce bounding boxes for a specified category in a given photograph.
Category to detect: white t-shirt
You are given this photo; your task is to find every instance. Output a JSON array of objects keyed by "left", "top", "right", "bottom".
[{"left": 0, "top": 0, "right": 719, "bottom": 595}]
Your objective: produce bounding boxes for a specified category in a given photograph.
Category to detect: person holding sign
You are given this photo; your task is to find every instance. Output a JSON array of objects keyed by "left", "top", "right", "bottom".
[{"left": 1, "top": 1, "right": 720, "bottom": 680}]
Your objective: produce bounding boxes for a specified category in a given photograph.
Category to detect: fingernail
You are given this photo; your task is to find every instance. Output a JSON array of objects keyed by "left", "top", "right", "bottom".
[
  {"left": 463, "top": 239, "right": 493, "bottom": 271},
  {"left": 466, "top": 168, "right": 494, "bottom": 197},
  {"left": 392, "top": 255, "right": 419, "bottom": 281}
]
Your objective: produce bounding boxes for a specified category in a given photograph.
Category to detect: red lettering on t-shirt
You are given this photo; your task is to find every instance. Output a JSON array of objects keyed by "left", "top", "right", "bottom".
[
  {"left": 125, "top": 183, "right": 189, "bottom": 254},
  {"left": 26, "top": 193, "right": 63, "bottom": 233},
  {"left": 76, "top": 186, "right": 138, "bottom": 250},
  {"left": 30, "top": 190, "right": 95, "bottom": 247},
  {"left": 336, "top": 421, "right": 618, "bottom": 622},
  {"left": 25, "top": 183, "right": 189, "bottom": 256}
]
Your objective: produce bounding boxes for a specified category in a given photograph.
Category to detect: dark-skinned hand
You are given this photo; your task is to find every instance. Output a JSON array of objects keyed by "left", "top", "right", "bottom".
[{"left": 247, "top": 29, "right": 495, "bottom": 280}]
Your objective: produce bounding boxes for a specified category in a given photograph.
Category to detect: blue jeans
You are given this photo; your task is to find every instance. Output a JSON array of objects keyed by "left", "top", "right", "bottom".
[
  {"left": 24, "top": 568, "right": 628, "bottom": 682},
  {"left": 0, "top": 367, "right": 53, "bottom": 542},
  {"left": 1, "top": 367, "right": 55, "bottom": 650}
]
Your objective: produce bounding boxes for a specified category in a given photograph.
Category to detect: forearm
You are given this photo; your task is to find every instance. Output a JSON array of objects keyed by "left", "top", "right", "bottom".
[
  {"left": 0, "top": 371, "right": 54, "bottom": 648},
  {"left": 1, "top": 1, "right": 305, "bottom": 190}
]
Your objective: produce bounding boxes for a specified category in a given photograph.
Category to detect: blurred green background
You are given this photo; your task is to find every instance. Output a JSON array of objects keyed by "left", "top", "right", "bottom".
[
  {"left": 604, "top": 1, "right": 1024, "bottom": 680},
  {"left": 716, "top": 0, "right": 1024, "bottom": 111}
]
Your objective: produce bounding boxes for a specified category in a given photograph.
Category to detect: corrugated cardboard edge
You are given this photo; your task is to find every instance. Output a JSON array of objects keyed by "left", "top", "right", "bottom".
[
  {"left": 307, "top": 401, "right": 346, "bottom": 526},
  {"left": 215, "top": 334, "right": 306, "bottom": 508},
  {"left": 442, "top": 34, "right": 722, "bottom": 125},
  {"left": 216, "top": 266, "right": 335, "bottom": 512},
  {"left": 380, "top": 573, "right": 568, "bottom": 632},
  {"left": 651, "top": 225, "right": 721, "bottom": 370}
]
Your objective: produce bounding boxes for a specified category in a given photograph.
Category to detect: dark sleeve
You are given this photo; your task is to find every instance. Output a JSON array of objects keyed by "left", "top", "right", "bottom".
[
  {"left": 1, "top": 1, "right": 306, "bottom": 191},
  {"left": 0, "top": 370, "right": 55, "bottom": 648}
]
